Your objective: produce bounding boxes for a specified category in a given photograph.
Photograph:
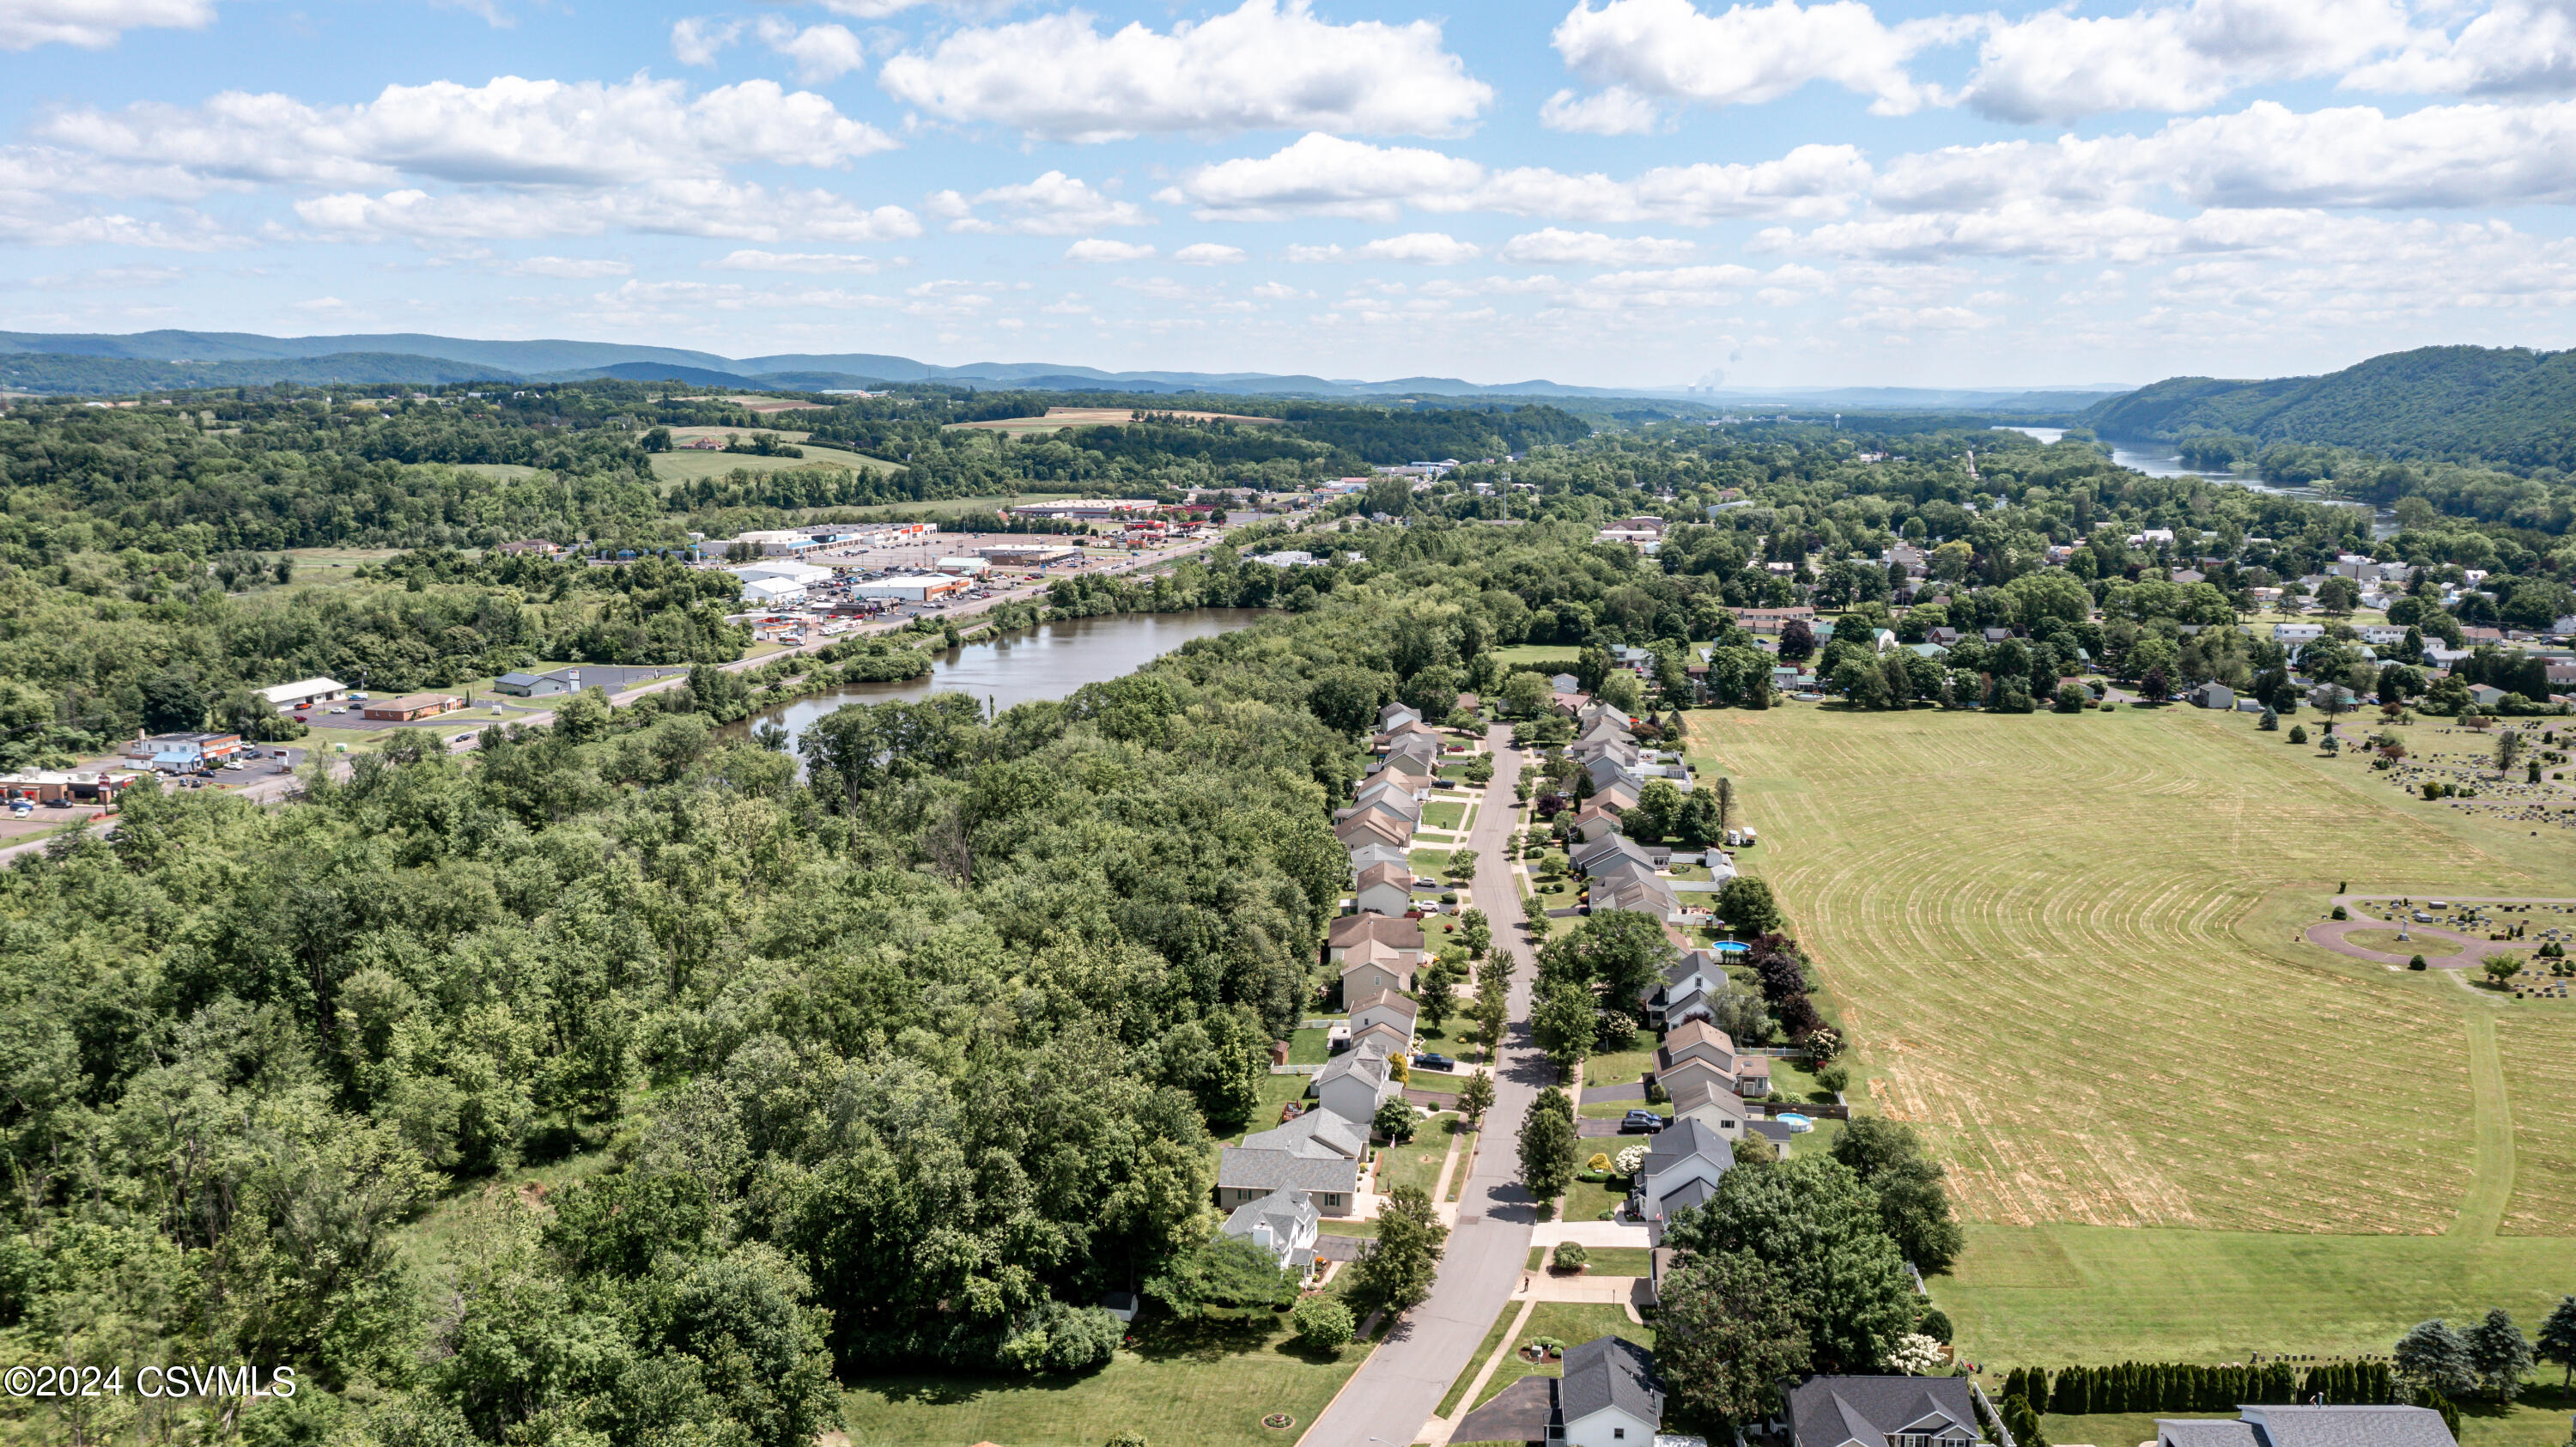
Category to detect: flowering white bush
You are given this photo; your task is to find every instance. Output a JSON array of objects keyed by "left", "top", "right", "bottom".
[
  {"left": 1885, "top": 1333, "right": 1946, "bottom": 1376},
  {"left": 1613, "top": 1144, "right": 1646, "bottom": 1176}
]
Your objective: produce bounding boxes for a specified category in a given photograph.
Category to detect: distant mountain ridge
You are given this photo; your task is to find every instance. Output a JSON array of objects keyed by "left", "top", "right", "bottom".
[
  {"left": 0, "top": 329, "right": 2114, "bottom": 410},
  {"left": 2081, "top": 344, "right": 2576, "bottom": 472}
]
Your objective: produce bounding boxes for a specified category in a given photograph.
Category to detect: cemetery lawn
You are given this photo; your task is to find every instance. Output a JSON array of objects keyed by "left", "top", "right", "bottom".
[{"left": 1683, "top": 703, "right": 2576, "bottom": 1363}]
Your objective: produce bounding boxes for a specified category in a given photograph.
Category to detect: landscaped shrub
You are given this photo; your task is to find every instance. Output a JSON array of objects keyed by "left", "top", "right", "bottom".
[
  {"left": 2409, "top": 955, "right": 2428, "bottom": 970},
  {"left": 1289, "top": 1295, "right": 1355, "bottom": 1353},
  {"left": 1918, "top": 1306, "right": 1954, "bottom": 1343},
  {"left": 2332, "top": 905, "right": 2348, "bottom": 920},
  {"left": 1586, "top": 1151, "right": 1613, "bottom": 1173},
  {"left": 1816, "top": 1064, "right": 1850, "bottom": 1095},
  {"left": 998, "top": 1300, "right": 1122, "bottom": 1375},
  {"left": 1552, "top": 1242, "right": 1589, "bottom": 1273}
]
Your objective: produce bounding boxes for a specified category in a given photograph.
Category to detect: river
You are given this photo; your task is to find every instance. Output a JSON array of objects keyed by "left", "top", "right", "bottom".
[
  {"left": 1997, "top": 425, "right": 2396, "bottom": 535},
  {"left": 740, "top": 608, "right": 1269, "bottom": 751}
]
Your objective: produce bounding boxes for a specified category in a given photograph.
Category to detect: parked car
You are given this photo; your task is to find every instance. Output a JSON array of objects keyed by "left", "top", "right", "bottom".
[
  {"left": 1618, "top": 1110, "right": 1666, "bottom": 1134},
  {"left": 1413, "top": 1052, "right": 1455, "bottom": 1072}
]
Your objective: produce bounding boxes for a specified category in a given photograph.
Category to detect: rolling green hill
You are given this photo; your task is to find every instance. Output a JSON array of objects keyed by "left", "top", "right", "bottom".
[{"left": 2083, "top": 345, "right": 2576, "bottom": 472}]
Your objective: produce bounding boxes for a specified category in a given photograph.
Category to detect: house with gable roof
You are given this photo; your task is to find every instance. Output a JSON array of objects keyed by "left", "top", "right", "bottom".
[
  {"left": 1353, "top": 860, "right": 1415, "bottom": 916},
  {"left": 1215, "top": 1110, "right": 1365, "bottom": 1215},
  {"left": 1783, "top": 1375, "right": 1982, "bottom": 1447},
  {"left": 2158, "top": 1406, "right": 2456, "bottom": 1447},
  {"left": 1312, "top": 1040, "right": 1400, "bottom": 1123},
  {"left": 1218, "top": 1187, "right": 1321, "bottom": 1272},
  {"left": 1449, "top": 1335, "right": 1663, "bottom": 1447},
  {"left": 1630, "top": 1116, "right": 1734, "bottom": 1227},
  {"left": 1327, "top": 911, "right": 1424, "bottom": 966}
]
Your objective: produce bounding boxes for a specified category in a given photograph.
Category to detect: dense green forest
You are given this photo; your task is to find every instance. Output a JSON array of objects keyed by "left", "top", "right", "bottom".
[{"left": 2084, "top": 344, "right": 2576, "bottom": 477}]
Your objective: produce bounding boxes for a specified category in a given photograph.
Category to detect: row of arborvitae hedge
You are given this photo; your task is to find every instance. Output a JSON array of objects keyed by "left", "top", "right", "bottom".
[{"left": 2001, "top": 1359, "right": 2397, "bottom": 1416}]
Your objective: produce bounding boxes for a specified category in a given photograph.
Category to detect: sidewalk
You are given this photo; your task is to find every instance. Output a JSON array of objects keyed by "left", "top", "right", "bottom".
[{"left": 1528, "top": 1220, "right": 1653, "bottom": 1248}]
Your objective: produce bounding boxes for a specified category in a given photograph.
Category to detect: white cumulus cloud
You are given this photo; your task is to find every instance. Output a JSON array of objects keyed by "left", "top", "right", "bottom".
[
  {"left": 928, "top": 171, "right": 1151, "bottom": 234},
  {"left": 878, "top": 0, "right": 1492, "bottom": 142},
  {"left": 42, "top": 75, "right": 897, "bottom": 188},
  {"left": 755, "top": 16, "right": 866, "bottom": 84},
  {"left": 0, "top": 0, "right": 213, "bottom": 50},
  {"left": 297, "top": 180, "right": 920, "bottom": 243},
  {"left": 1286, "top": 232, "right": 1481, "bottom": 264},
  {"left": 670, "top": 16, "right": 739, "bottom": 65},
  {"left": 708, "top": 249, "right": 884, "bottom": 271},
  {"left": 1961, "top": 0, "right": 2411, "bottom": 124},
  {"left": 1538, "top": 85, "right": 1665, "bottom": 135},
  {"left": 1172, "top": 241, "right": 1248, "bottom": 264},
  {"left": 1498, "top": 227, "right": 1698, "bottom": 264},
  {"left": 2343, "top": 0, "right": 2576, "bottom": 97},
  {"left": 1549, "top": 0, "right": 1965, "bottom": 119},
  {"left": 503, "top": 254, "right": 632, "bottom": 277},
  {"left": 1065, "top": 237, "right": 1157, "bottom": 261},
  {"left": 1161, "top": 131, "right": 1865, "bottom": 224}
]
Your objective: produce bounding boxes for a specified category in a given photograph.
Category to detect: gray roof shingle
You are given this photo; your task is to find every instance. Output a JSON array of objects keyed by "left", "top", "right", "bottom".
[
  {"left": 1785, "top": 1376, "right": 1978, "bottom": 1447},
  {"left": 1558, "top": 1335, "right": 1662, "bottom": 1429}
]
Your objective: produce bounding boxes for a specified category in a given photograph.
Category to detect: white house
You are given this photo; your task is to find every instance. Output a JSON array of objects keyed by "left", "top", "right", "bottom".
[
  {"left": 1311, "top": 1042, "right": 1399, "bottom": 1125},
  {"left": 1629, "top": 1116, "right": 1733, "bottom": 1225},
  {"left": 1218, "top": 1188, "right": 1320, "bottom": 1272},
  {"left": 2273, "top": 622, "right": 2325, "bottom": 643},
  {"left": 1557, "top": 1336, "right": 1664, "bottom": 1447},
  {"left": 1349, "top": 988, "right": 1418, "bottom": 1042}
]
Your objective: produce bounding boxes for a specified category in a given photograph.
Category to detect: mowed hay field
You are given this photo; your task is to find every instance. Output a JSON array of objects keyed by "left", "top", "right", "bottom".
[{"left": 1684, "top": 703, "right": 2576, "bottom": 1357}]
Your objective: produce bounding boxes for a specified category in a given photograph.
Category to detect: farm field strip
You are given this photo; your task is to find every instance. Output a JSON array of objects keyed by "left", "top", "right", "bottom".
[{"left": 1683, "top": 706, "right": 2576, "bottom": 1237}]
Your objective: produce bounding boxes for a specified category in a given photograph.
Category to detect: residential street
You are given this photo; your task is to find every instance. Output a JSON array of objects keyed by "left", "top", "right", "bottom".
[{"left": 1300, "top": 724, "right": 1552, "bottom": 1447}]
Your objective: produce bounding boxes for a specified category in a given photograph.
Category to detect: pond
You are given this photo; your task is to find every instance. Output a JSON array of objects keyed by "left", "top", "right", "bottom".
[{"left": 738, "top": 608, "right": 1269, "bottom": 753}]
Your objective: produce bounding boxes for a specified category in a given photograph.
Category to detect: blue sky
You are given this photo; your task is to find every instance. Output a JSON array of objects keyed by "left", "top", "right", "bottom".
[{"left": 5, "top": 0, "right": 2574, "bottom": 388}]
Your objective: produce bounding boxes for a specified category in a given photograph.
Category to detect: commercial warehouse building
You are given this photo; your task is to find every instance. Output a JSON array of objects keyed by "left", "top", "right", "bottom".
[
  {"left": 122, "top": 732, "right": 245, "bottom": 771},
  {"left": 259, "top": 677, "right": 346, "bottom": 710},
  {"left": 973, "top": 544, "right": 1082, "bottom": 567},
  {"left": 362, "top": 694, "right": 464, "bottom": 722},
  {"left": 854, "top": 575, "right": 970, "bottom": 603}
]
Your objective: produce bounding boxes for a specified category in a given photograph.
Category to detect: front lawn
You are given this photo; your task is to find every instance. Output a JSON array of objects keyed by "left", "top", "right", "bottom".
[
  {"left": 1468, "top": 1302, "right": 1653, "bottom": 1410},
  {"left": 1377, "top": 1114, "right": 1462, "bottom": 1197},
  {"left": 841, "top": 1310, "right": 1370, "bottom": 1447},
  {"left": 1558, "top": 1174, "right": 1629, "bottom": 1223},
  {"left": 1585, "top": 1043, "right": 1662, "bottom": 1092},
  {"left": 1525, "top": 1245, "right": 1656, "bottom": 1277},
  {"left": 1288, "top": 1029, "right": 1333, "bottom": 1066},
  {"left": 1421, "top": 801, "right": 1469, "bottom": 831}
]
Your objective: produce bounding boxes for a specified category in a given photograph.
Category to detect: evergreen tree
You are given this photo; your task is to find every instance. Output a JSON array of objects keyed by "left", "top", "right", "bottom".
[
  {"left": 2537, "top": 1296, "right": 2576, "bottom": 1389},
  {"left": 2394, "top": 1320, "right": 2479, "bottom": 1400},
  {"left": 2464, "top": 1308, "right": 2534, "bottom": 1403}
]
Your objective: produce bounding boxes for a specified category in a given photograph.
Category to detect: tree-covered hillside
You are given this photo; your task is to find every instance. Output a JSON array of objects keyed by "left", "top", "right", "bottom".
[{"left": 2084, "top": 345, "right": 2576, "bottom": 473}]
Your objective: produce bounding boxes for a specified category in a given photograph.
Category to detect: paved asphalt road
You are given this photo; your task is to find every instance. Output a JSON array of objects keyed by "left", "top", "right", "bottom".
[{"left": 1300, "top": 724, "right": 1552, "bottom": 1447}]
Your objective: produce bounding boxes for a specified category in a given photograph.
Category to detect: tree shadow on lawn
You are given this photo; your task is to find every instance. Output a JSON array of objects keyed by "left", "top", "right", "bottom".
[{"left": 1124, "top": 1309, "right": 1303, "bottom": 1365}]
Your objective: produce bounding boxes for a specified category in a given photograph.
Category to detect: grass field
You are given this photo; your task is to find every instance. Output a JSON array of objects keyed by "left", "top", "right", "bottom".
[
  {"left": 945, "top": 406, "right": 1285, "bottom": 435},
  {"left": 1421, "top": 801, "right": 1469, "bottom": 831},
  {"left": 840, "top": 1312, "right": 1364, "bottom": 1447},
  {"left": 648, "top": 444, "right": 902, "bottom": 485},
  {"left": 1681, "top": 702, "right": 2576, "bottom": 1363}
]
